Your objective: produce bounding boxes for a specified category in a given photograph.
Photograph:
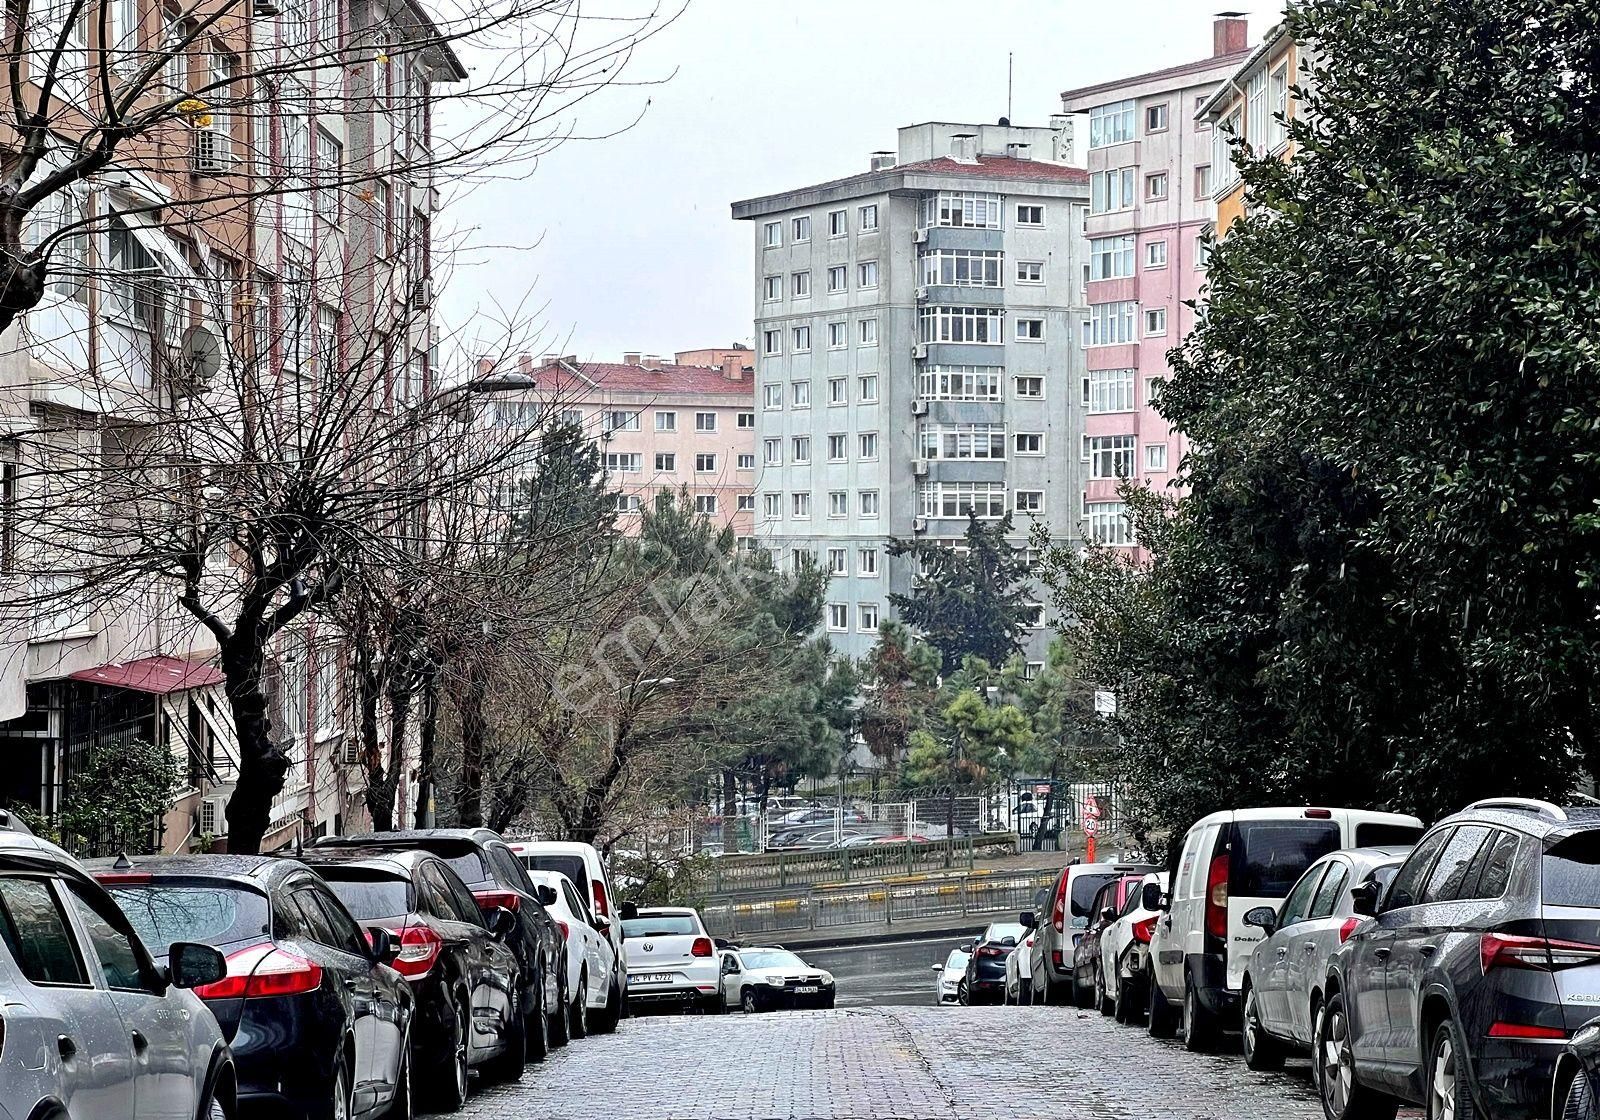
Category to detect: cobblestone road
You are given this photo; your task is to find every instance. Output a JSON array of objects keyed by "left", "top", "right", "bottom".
[{"left": 437, "top": 1005, "right": 1422, "bottom": 1120}]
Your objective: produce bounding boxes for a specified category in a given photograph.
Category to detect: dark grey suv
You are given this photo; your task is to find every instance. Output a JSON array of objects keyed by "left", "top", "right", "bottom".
[{"left": 1318, "top": 798, "right": 1600, "bottom": 1120}]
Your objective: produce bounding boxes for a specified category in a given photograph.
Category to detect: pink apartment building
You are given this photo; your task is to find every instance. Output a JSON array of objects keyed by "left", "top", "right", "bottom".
[
  {"left": 1061, "top": 15, "right": 1255, "bottom": 552},
  {"left": 516, "top": 351, "right": 757, "bottom": 537}
]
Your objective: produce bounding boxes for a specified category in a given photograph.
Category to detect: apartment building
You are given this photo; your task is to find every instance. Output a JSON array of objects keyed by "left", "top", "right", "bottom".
[
  {"left": 1199, "top": 22, "right": 1298, "bottom": 230},
  {"left": 1060, "top": 15, "right": 1255, "bottom": 553},
  {"left": 506, "top": 351, "right": 757, "bottom": 537},
  {"left": 732, "top": 122, "right": 1088, "bottom": 664}
]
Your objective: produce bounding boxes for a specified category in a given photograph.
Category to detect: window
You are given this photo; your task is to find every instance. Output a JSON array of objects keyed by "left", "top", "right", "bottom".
[
  {"left": 107, "top": 218, "right": 161, "bottom": 329},
  {"left": 695, "top": 412, "right": 717, "bottom": 432},
  {"left": 827, "top": 321, "right": 847, "bottom": 349},
  {"left": 918, "top": 422, "right": 1007, "bottom": 461},
  {"left": 1196, "top": 94, "right": 1213, "bottom": 128},
  {"left": 1015, "top": 490, "right": 1043, "bottom": 514},
  {"left": 919, "top": 306, "right": 1003, "bottom": 344},
  {"left": 1088, "top": 99, "right": 1135, "bottom": 148},
  {"left": 1197, "top": 229, "right": 1213, "bottom": 268},
  {"left": 1270, "top": 64, "right": 1290, "bottom": 149},
  {"left": 858, "top": 318, "right": 878, "bottom": 346},
  {"left": 1309, "top": 865, "right": 1351, "bottom": 920},
  {"left": 828, "top": 377, "right": 847, "bottom": 404},
  {"left": 858, "top": 603, "right": 879, "bottom": 632},
  {"left": 606, "top": 410, "right": 640, "bottom": 432},
  {"left": 1145, "top": 443, "right": 1169, "bottom": 472},
  {"left": 603, "top": 452, "right": 641, "bottom": 473},
  {"left": 1015, "top": 261, "right": 1043, "bottom": 285},
  {"left": 763, "top": 383, "right": 783, "bottom": 410},
  {"left": 763, "top": 275, "right": 782, "bottom": 302},
  {"left": 919, "top": 191, "right": 1003, "bottom": 231},
  {"left": 694, "top": 494, "right": 718, "bottom": 515},
  {"left": 737, "top": 453, "right": 755, "bottom": 470},
  {"left": 1088, "top": 302, "right": 1137, "bottom": 346},
  {"left": 1086, "top": 501, "right": 1132, "bottom": 545},
  {"left": 920, "top": 249, "right": 1003, "bottom": 290},
  {"left": 655, "top": 452, "right": 676, "bottom": 472},
  {"left": 1145, "top": 241, "right": 1168, "bottom": 269},
  {"left": 792, "top": 270, "right": 811, "bottom": 298},
  {"left": 828, "top": 209, "right": 847, "bottom": 237},
  {"left": 762, "top": 493, "right": 780, "bottom": 519},
  {"left": 792, "top": 381, "right": 811, "bottom": 406},
  {"left": 1215, "top": 107, "right": 1242, "bottom": 191},
  {"left": 827, "top": 265, "right": 847, "bottom": 293},
  {"left": 314, "top": 128, "right": 342, "bottom": 224},
  {"left": 827, "top": 548, "right": 847, "bottom": 575},
  {"left": 762, "top": 329, "right": 781, "bottom": 356},
  {"left": 738, "top": 411, "right": 755, "bottom": 429},
  {"left": 919, "top": 482, "right": 1007, "bottom": 519},
  {"left": 1146, "top": 172, "right": 1169, "bottom": 201},
  {"left": 655, "top": 410, "right": 677, "bottom": 432},
  {"left": 1420, "top": 826, "right": 1492, "bottom": 905},
  {"left": 1196, "top": 165, "right": 1213, "bottom": 197},
  {"left": 791, "top": 325, "right": 811, "bottom": 352},
  {"left": 1144, "top": 307, "right": 1168, "bottom": 336},
  {"left": 858, "top": 432, "right": 878, "bottom": 459},
  {"left": 792, "top": 215, "right": 811, "bottom": 241},
  {"left": 1090, "top": 236, "right": 1136, "bottom": 280},
  {"left": 1090, "top": 167, "right": 1136, "bottom": 214},
  {"left": 1014, "top": 433, "right": 1043, "bottom": 455},
  {"left": 858, "top": 490, "right": 880, "bottom": 516},
  {"left": 828, "top": 491, "right": 847, "bottom": 518},
  {"left": 791, "top": 436, "right": 811, "bottom": 463},
  {"left": 1247, "top": 69, "right": 1268, "bottom": 154},
  {"left": 858, "top": 548, "right": 879, "bottom": 576},
  {"left": 858, "top": 374, "right": 878, "bottom": 401},
  {"left": 1089, "top": 435, "right": 1137, "bottom": 479},
  {"left": 1277, "top": 866, "right": 1328, "bottom": 929},
  {"left": 0, "top": 876, "right": 88, "bottom": 985},
  {"left": 1145, "top": 102, "right": 1169, "bottom": 132},
  {"left": 854, "top": 204, "right": 879, "bottom": 232},
  {"left": 827, "top": 603, "right": 847, "bottom": 631},
  {"left": 695, "top": 453, "right": 717, "bottom": 472},
  {"left": 560, "top": 408, "right": 583, "bottom": 427},
  {"left": 827, "top": 434, "right": 848, "bottom": 461},
  {"left": 918, "top": 366, "right": 1003, "bottom": 401},
  {"left": 1014, "top": 376, "right": 1043, "bottom": 398},
  {"left": 763, "top": 221, "right": 781, "bottom": 248},
  {"left": 1015, "top": 204, "right": 1044, "bottom": 226},
  {"left": 857, "top": 260, "right": 879, "bottom": 289},
  {"left": 1145, "top": 376, "right": 1166, "bottom": 407},
  {"left": 1015, "top": 318, "right": 1044, "bottom": 341},
  {"left": 763, "top": 439, "right": 781, "bottom": 466},
  {"left": 792, "top": 492, "right": 812, "bottom": 518},
  {"left": 737, "top": 493, "right": 755, "bottom": 511}
]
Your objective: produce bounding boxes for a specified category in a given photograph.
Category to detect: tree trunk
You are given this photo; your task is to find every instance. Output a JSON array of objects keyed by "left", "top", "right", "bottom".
[
  {"left": 454, "top": 665, "right": 488, "bottom": 829},
  {"left": 219, "top": 636, "right": 291, "bottom": 854},
  {"left": 354, "top": 623, "right": 395, "bottom": 832},
  {"left": 413, "top": 669, "right": 439, "bottom": 827}
]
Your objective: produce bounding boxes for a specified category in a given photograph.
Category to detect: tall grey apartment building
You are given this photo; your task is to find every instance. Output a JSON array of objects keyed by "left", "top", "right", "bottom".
[{"left": 732, "top": 122, "right": 1090, "bottom": 665}]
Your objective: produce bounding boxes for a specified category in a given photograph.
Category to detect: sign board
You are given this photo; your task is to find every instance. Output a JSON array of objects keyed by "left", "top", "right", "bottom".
[{"left": 1093, "top": 690, "right": 1117, "bottom": 716}]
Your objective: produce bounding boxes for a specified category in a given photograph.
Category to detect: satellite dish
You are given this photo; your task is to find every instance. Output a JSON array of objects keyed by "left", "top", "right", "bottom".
[{"left": 181, "top": 324, "right": 222, "bottom": 385}]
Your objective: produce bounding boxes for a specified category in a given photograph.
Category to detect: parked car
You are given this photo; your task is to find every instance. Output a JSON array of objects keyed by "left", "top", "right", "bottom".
[
  {"left": 765, "top": 827, "right": 867, "bottom": 851},
  {"left": 933, "top": 946, "right": 970, "bottom": 1004},
  {"left": 620, "top": 905, "right": 721, "bottom": 1012},
  {"left": 1095, "top": 871, "right": 1165, "bottom": 1025},
  {"left": 1147, "top": 806, "right": 1423, "bottom": 1051},
  {"left": 1318, "top": 799, "right": 1600, "bottom": 1120},
  {"left": 300, "top": 847, "right": 527, "bottom": 1108},
  {"left": 717, "top": 946, "right": 835, "bottom": 1012},
  {"left": 90, "top": 853, "right": 414, "bottom": 1119},
  {"left": 1236, "top": 845, "right": 1409, "bottom": 1072},
  {"left": 1071, "top": 870, "right": 1148, "bottom": 1013},
  {"left": 1003, "top": 925, "right": 1037, "bottom": 1005},
  {"left": 310, "top": 829, "right": 568, "bottom": 1052},
  {"left": 509, "top": 839, "right": 627, "bottom": 1031},
  {"left": 3, "top": 829, "right": 233, "bottom": 1120},
  {"left": 524, "top": 868, "right": 619, "bottom": 1038},
  {"left": 961, "top": 920, "right": 1026, "bottom": 1005},
  {"left": 1026, "top": 861, "right": 1157, "bottom": 1004},
  {"left": 1554, "top": 1016, "right": 1600, "bottom": 1120}
]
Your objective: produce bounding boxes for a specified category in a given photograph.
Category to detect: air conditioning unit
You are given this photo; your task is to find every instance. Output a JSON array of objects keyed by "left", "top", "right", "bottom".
[
  {"left": 913, "top": 228, "right": 929, "bottom": 244},
  {"left": 253, "top": 0, "right": 280, "bottom": 14},
  {"left": 338, "top": 737, "right": 361, "bottom": 766},
  {"left": 409, "top": 277, "right": 432, "bottom": 310},
  {"left": 198, "top": 797, "right": 226, "bottom": 836},
  {"left": 912, "top": 517, "right": 929, "bottom": 533},
  {"left": 910, "top": 399, "right": 928, "bottom": 416},
  {"left": 192, "top": 130, "right": 227, "bottom": 175},
  {"left": 912, "top": 459, "right": 929, "bottom": 476},
  {"left": 911, "top": 343, "right": 928, "bottom": 359},
  {"left": 914, "top": 286, "right": 930, "bottom": 301}
]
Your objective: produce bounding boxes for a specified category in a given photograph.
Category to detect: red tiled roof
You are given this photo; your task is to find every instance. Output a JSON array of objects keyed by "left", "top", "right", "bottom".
[
  {"left": 69, "top": 655, "right": 224, "bottom": 695},
  {"left": 734, "top": 155, "right": 1086, "bottom": 214},
  {"left": 534, "top": 360, "right": 754, "bottom": 398}
]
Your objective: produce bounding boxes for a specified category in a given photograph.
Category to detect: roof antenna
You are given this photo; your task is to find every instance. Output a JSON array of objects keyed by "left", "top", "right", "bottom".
[{"left": 1007, "top": 51, "right": 1013, "bottom": 124}]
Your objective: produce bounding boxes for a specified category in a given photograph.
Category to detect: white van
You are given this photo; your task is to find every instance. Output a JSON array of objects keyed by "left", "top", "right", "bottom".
[
  {"left": 511, "top": 840, "right": 630, "bottom": 1030},
  {"left": 1146, "top": 806, "right": 1423, "bottom": 1051}
]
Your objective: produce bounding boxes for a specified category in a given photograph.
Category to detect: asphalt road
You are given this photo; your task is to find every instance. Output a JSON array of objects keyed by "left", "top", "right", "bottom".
[{"left": 803, "top": 934, "right": 972, "bottom": 1007}]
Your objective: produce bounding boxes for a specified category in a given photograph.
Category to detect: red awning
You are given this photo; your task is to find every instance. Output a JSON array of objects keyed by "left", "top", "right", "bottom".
[{"left": 68, "top": 655, "right": 225, "bottom": 695}]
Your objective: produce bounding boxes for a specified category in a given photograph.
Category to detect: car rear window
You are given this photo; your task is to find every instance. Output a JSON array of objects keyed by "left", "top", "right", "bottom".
[
  {"left": 1069, "top": 872, "right": 1116, "bottom": 928},
  {"left": 107, "top": 883, "right": 271, "bottom": 949},
  {"left": 317, "top": 874, "right": 413, "bottom": 920},
  {"left": 523, "top": 854, "right": 587, "bottom": 891},
  {"left": 1543, "top": 830, "right": 1600, "bottom": 907},
  {"left": 622, "top": 913, "right": 699, "bottom": 937},
  {"left": 1355, "top": 822, "right": 1425, "bottom": 847},
  {"left": 1229, "top": 821, "right": 1341, "bottom": 899}
]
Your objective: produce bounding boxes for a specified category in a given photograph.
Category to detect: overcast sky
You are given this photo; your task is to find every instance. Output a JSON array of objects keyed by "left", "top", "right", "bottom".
[{"left": 441, "top": 0, "right": 1287, "bottom": 365}]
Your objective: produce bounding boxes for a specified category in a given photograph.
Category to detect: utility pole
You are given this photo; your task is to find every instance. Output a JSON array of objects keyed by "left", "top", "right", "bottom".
[{"left": 947, "top": 726, "right": 963, "bottom": 861}]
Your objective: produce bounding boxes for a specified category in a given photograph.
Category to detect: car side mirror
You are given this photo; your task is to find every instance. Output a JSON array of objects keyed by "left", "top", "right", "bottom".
[
  {"left": 620, "top": 900, "right": 638, "bottom": 922},
  {"left": 1100, "top": 906, "right": 1116, "bottom": 922},
  {"left": 1142, "top": 882, "right": 1163, "bottom": 911},
  {"left": 365, "top": 926, "right": 396, "bottom": 963},
  {"left": 168, "top": 942, "right": 227, "bottom": 989},
  {"left": 1244, "top": 906, "right": 1278, "bottom": 936},
  {"left": 489, "top": 906, "right": 518, "bottom": 940},
  {"left": 535, "top": 885, "right": 558, "bottom": 907},
  {"left": 1350, "top": 878, "right": 1381, "bottom": 917},
  {"left": 1018, "top": 910, "right": 1037, "bottom": 929},
  {"left": 931, "top": 963, "right": 943, "bottom": 972},
  {"left": 594, "top": 915, "right": 611, "bottom": 933}
]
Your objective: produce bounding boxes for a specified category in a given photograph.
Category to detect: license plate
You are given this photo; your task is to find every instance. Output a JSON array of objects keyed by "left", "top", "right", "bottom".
[
  {"left": 634, "top": 972, "right": 674, "bottom": 984},
  {"left": 795, "top": 985, "right": 819, "bottom": 994}
]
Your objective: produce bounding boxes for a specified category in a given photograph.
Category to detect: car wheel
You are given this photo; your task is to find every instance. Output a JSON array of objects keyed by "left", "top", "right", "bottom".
[
  {"left": 1316, "top": 993, "right": 1399, "bottom": 1120},
  {"left": 1562, "top": 1067, "right": 1598, "bottom": 1120},
  {"left": 741, "top": 987, "right": 760, "bottom": 1014},
  {"left": 1096, "top": 963, "right": 1114, "bottom": 1017},
  {"left": 382, "top": 1032, "right": 413, "bottom": 1119},
  {"left": 526, "top": 978, "right": 551, "bottom": 1061},
  {"left": 1427, "top": 1018, "right": 1479, "bottom": 1120},
  {"left": 1018, "top": 979, "right": 1033, "bottom": 1007},
  {"left": 1072, "top": 972, "right": 1093, "bottom": 1009},
  {"left": 1113, "top": 970, "right": 1139, "bottom": 1026},
  {"left": 956, "top": 979, "right": 969, "bottom": 1006},
  {"left": 1242, "top": 983, "right": 1285, "bottom": 1071},
  {"left": 424, "top": 996, "right": 470, "bottom": 1114},
  {"left": 569, "top": 971, "right": 590, "bottom": 1034},
  {"left": 548, "top": 978, "right": 571, "bottom": 1048},
  {"left": 320, "top": 1059, "right": 352, "bottom": 1120},
  {"left": 1147, "top": 968, "right": 1179, "bottom": 1038},
  {"left": 483, "top": 993, "right": 526, "bottom": 1083},
  {"left": 1181, "top": 971, "right": 1220, "bottom": 1053},
  {"left": 591, "top": 975, "right": 621, "bottom": 1035}
]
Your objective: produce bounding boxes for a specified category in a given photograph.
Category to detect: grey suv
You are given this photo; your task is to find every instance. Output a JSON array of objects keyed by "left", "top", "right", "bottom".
[
  {"left": 1318, "top": 798, "right": 1600, "bottom": 1120},
  {"left": 0, "top": 817, "right": 235, "bottom": 1120}
]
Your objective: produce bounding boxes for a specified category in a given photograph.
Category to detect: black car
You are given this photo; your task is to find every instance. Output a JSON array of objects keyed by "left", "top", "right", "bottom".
[
  {"left": 1554, "top": 1016, "right": 1600, "bottom": 1119},
  {"left": 961, "top": 920, "right": 1027, "bottom": 1005},
  {"left": 309, "top": 829, "right": 566, "bottom": 1057},
  {"left": 302, "top": 849, "right": 526, "bottom": 1111},
  {"left": 1319, "top": 799, "right": 1600, "bottom": 1120},
  {"left": 90, "top": 854, "right": 413, "bottom": 1120}
]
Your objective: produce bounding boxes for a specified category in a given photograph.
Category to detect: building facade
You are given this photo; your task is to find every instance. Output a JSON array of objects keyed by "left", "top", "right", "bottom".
[
  {"left": 1059, "top": 15, "right": 1255, "bottom": 555},
  {"left": 1199, "top": 22, "right": 1298, "bottom": 230},
  {"left": 732, "top": 122, "right": 1089, "bottom": 664}
]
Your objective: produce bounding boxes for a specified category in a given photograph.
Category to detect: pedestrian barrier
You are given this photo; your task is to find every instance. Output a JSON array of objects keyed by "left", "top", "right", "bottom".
[{"left": 705, "top": 832, "right": 1018, "bottom": 895}]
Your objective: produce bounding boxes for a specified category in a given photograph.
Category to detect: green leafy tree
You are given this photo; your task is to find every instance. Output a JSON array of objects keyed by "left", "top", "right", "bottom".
[
  {"left": 887, "top": 513, "right": 1036, "bottom": 667},
  {"left": 857, "top": 621, "right": 941, "bottom": 773},
  {"left": 21, "top": 739, "right": 182, "bottom": 857}
]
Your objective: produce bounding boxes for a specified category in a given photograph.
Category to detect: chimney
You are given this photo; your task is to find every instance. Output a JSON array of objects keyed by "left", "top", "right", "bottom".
[
  {"left": 869, "top": 150, "right": 897, "bottom": 172},
  {"left": 721, "top": 355, "right": 744, "bottom": 381},
  {"left": 623, "top": 352, "right": 642, "bottom": 366},
  {"left": 1214, "top": 11, "right": 1248, "bottom": 56},
  {"left": 476, "top": 357, "right": 495, "bottom": 376},
  {"left": 642, "top": 354, "right": 662, "bottom": 371},
  {"left": 950, "top": 132, "right": 977, "bottom": 161},
  {"left": 517, "top": 353, "right": 535, "bottom": 374}
]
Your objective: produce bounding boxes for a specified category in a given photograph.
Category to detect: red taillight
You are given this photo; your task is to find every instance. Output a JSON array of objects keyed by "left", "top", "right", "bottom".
[
  {"left": 390, "top": 925, "right": 443, "bottom": 979},
  {"left": 195, "top": 944, "right": 323, "bottom": 999},
  {"left": 976, "top": 945, "right": 1003, "bottom": 958},
  {"left": 1303, "top": 808, "right": 1333, "bottom": 819},
  {"left": 473, "top": 890, "right": 522, "bottom": 913},
  {"left": 1487, "top": 1021, "right": 1567, "bottom": 1040},
  {"left": 92, "top": 872, "right": 152, "bottom": 885},
  {"left": 1205, "top": 854, "right": 1228, "bottom": 940},
  {"left": 690, "top": 937, "right": 713, "bottom": 958},
  {"left": 1051, "top": 950, "right": 1064, "bottom": 966},
  {"left": 1338, "top": 918, "right": 1361, "bottom": 944},
  {"left": 555, "top": 919, "right": 570, "bottom": 941},
  {"left": 1480, "top": 933, "right": 1600, "bottom": 974},
  {"left": 1133, "top": 917, "right": 1156, "bottom": 944},
  {"left": 591, "top": 879, "right": 610, "bottom": 919},
  {"left": 1052, "top": 879, "right": 1066, "bottom": 933}
]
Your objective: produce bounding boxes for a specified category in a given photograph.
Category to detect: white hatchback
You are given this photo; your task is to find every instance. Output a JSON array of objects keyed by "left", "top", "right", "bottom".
[{"left": 524, "top": 869, "right": 619, "bottom": 1037}]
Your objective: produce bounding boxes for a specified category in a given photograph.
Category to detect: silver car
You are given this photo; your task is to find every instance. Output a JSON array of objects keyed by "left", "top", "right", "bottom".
[
  {"left": 1238, "top": 844, "right": 1412, "bottom": 1070},
  {"left": 0, "top": 818, "right": 235, "bottom": 1120}
]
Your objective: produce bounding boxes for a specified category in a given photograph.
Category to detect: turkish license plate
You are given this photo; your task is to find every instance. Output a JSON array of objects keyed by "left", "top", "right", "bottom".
[
  {"left": 795, "top": 985, "right": 819, "bottom": 994},
  {"left": 635, "top": 972, "right": 674, "bottom": 984}
]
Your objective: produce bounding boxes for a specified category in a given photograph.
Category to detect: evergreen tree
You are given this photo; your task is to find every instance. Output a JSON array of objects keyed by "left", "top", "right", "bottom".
[{"left": 887, "top": 513, "right": 1036, "bottom": 668}]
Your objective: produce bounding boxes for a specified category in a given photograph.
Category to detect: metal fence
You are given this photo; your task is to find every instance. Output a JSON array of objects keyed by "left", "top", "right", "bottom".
[{"left": 703, "top": 833, "right": 1021, "bottom": 895}]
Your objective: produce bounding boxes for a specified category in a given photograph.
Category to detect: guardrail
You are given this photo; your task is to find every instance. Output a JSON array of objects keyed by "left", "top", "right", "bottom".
[
  {"left": 704, "top": 832, "right": 1018, "bottom": 894},
  {"left": 699, "top": 870, "right": 1058, "bottom": 939}
]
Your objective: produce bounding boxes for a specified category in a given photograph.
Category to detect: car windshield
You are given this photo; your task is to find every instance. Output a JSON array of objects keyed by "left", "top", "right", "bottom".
[
  {"left": 107, "top": 883, "right": 271, "bottom": 951},
  {"left": 623, "top": 913, "right": 699, "bottom": 937},
  {"left": 1069, "top": 873, "right": 1116, "bottom": 928},
  {"left": 318, "top": 875, "right": 413, "bottom": 920},
  {"left": 1229, "top": 821, "right": 1342, "bottom": 898},
  {"left": 983, "top": 923, "right": 1025, "bottom": 945},
  {"left": 1543, "top": 830, "right": 1600, "bottom": 906},
  {"left": 945, "top": 949, "right": 970, "bottom": 970},
  {"left": 741, "top": 950, "right": 805, "bottom": 970}
]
